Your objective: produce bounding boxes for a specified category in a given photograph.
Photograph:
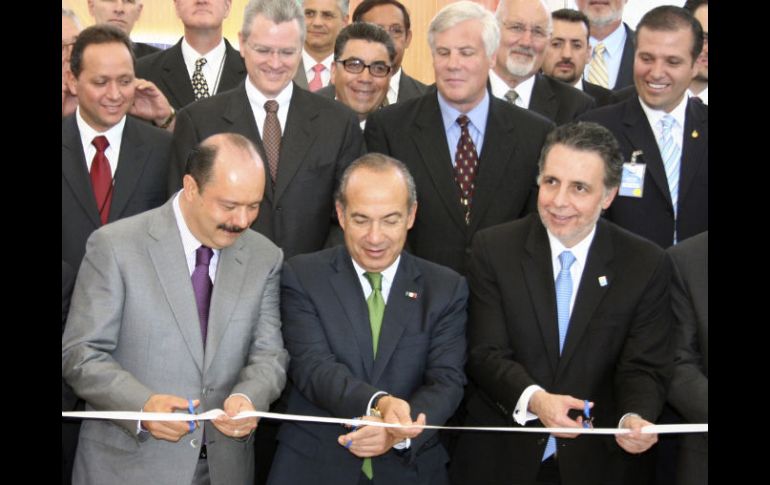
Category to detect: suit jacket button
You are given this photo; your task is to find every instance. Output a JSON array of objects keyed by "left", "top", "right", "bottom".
[{"left": 191, "top": 438, "right": 200, "bottom": 448}]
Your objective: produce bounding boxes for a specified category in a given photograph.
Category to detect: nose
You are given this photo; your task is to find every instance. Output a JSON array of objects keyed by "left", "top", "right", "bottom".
[
  {"left": 446, "top": 50, "right": 461, "bottom": 70},
  {"left": 649, "top": 59, "right": 665, "bottom": 79},
  {"left": 366, "top": 222, "right": 385, "bottom": 245},
  {"left": 562, "top": 43, "right": 573, "bottom": 59},
  {"left": 114, "top": 0, "right": 125, "bottom": 12},
  {"left": 106, "top": 81, "right": 122, "bottom": 100},
  {"left": 552, "top": 185, "right": 569, "bottom": 207},
  {"left": 267, "top": 51, "right": 283, "bottom": 68}
]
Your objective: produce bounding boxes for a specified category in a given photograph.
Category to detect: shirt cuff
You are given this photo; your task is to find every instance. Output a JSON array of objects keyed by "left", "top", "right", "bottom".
[
  {"left": 229, "top": 393, "right": 253, "bottom": 406},
  {"left": 393, "top": 438, "right": 411, "bottom": 450},
  {"left": 366, "top": 391, "right": 389, "bottom": 417},
  {"left": 618, "top": 412, "right": 641, "bottom": 428},
  {"left": 513, "top": 384, "right": 544, "bottom": 425}
]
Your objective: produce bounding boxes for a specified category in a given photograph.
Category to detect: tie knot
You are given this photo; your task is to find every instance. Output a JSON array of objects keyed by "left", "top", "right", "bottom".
[
  {"left": 264, "top": 100, "right": 279, "bottom": 113},
  {"left": 659, "top": 114, "right": 675, "bottom": 133},
  {"left": 92, "top": 135, "right": 109, "bottom": 152},
  {"left": 364, "top": 272, "right": 383, "bottom": 291},
  {"left": 504, "top": 89, "right": 519, "bottom": 105},
  {"left": 456, "top": 115, "right": 470, "bottom": 129},
  {"left": 594, "top": 43, "right": 606, "bottom": 55},
  {"left": 312, "top": 63, "right": 325, "bottom": 73},
  {"left": 559, "top": 251, "right": 576, "bottom": 272},
  {"left": 195, "top": 57, "right": 207, "bottom": 69},
  {"left": 196, "top": 245, "right": 214, "bottom": 267}
]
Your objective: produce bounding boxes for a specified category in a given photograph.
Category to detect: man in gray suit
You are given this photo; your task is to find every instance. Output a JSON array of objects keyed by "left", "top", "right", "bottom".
[{"left": 62, "top": 133, "right": 289, "bottom": 485}]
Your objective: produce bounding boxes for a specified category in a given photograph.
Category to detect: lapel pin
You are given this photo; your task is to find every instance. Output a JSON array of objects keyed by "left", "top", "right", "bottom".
[
  {"left": 405, "top": 291, "right": 418, "bottom": 299},
  {"left": 691, "top": 130, "right": 699, "bottom": 138},
  {"left": 630, "top": 150, "right": 643, "bottom": 164},
  {"left": 598, "top": 276, "right": 608, "bottom": 287}
]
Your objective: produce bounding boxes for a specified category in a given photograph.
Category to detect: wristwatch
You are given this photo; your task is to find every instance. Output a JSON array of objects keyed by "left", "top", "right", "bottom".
[{"left": 369, "top": 393, "right": 388, "bottom": 417}]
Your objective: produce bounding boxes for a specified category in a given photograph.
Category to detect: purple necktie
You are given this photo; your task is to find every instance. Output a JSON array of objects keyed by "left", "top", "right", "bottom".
[{"left": 192, "top": 245, "right": 214, "bottom": 344}]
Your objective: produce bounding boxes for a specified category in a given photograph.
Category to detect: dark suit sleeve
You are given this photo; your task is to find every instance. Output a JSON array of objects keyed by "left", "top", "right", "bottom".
[
  {"left": 280, "top": 261, "right": 381, "bottom": 418},
  {"left": 168, "top": 107, "right": 202, "bottom": 196},
  {"left": 667, "top": 259, "right": 707, "bottom": 423},
  {"left": 406, "top": 276, "right": 468, "bottom": 454},
  {"left": 614, "top": 252, "right": 674, "bottom": 421},
  {"left": 466, "top": 232, "right": 539, "bottom": 414}
]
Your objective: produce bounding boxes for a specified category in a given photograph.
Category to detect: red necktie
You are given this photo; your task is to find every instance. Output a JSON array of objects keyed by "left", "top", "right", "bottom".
[
  {"left": 308, "top": 63, "right": 324, "bottom": 92},
  {"left": 454, "top": 115, "right": 479, "bottom": 225},
  {"left": 90, "top": 135, "right": 113, "bottom": 225}
]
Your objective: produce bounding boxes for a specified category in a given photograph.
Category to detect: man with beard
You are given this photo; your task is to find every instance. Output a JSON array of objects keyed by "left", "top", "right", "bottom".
[
  {"left": 576, "top": 0, "right": 634, "bottom": 90},
  {"left": 684, "top": 0, "right": 707, "bottom": 104},
  {"left": 489, "top": 0, "right": 595, "bottom": 125},
  {"left": 541, "top": 8, "right": 613, "bottom": 107},
  {"left": 295, "top": 0, "right": 349, "bottom": 91}
]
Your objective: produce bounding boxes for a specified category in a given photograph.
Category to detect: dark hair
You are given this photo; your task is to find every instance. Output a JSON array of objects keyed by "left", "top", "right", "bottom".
[
  {"left": 538, "top": 122, "right": 623, "bottom": 190},
  {"left": 335, "top": 153, "right": 417, "bottom": 210},
  {"left": 70, "top": 24, "right": 134, "bottom": 78},
  {"left": 352, "top": 0, "right": 410, "bottom": 32},
  {"left": 551, "top": 8, "right": 590, "bottom": 42},
  {"left": 185, "top": 133, "right": 262, "bottom": 192},
  {"left": 635, "top": 5, "right": 704, "bottom": 62},
  {"left": 334, "top": 22, "right": 397, "bottom": 63},
  {"left": 683, "top": 0, "right": 707, "bottom": 14}
]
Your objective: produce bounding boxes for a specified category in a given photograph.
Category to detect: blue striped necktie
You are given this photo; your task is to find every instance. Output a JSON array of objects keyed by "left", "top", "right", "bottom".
[{"left": 658, "top": 114, "right": 681, "bottom": 242}]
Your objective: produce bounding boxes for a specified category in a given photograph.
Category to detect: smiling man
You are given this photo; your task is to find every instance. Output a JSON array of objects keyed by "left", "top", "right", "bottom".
[
  {"left": 87, "top": 0, "right": 160, "bottom": 58},
  {"left": 450, "top": 121, "right": 673, "bottom": 485},
  {"left": 316, "top": 22, "right": 395, "bottom": 128},
  {"left": 295, "top": 0, "right": 349, "bottom": 91},
  {"left": 580, "top": 5, "right": 708, "bottom": 249}
]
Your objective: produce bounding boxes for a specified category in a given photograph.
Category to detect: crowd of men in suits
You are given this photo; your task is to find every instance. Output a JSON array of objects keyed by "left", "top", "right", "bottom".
[{"left": 62, "top": 1, "right": 708, "bottom": 484}]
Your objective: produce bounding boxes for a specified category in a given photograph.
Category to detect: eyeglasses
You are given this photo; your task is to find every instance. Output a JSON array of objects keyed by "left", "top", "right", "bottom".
[
  {"left": 377, "top": 24, "right": 406, "bottom": 39},
  {"left": 245, "top": 43, "right": 299, "bottom": 59},
  {"left": 335, "top": 58, "right": 392, "bottom": 77},
  {"left": 501, "top": 21, "right": 550, "bottom": 41}
]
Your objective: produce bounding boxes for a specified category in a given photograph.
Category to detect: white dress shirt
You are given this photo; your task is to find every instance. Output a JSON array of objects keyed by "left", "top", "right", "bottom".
[
  {"left": 302, "top": 49, "right": 333, "bottom": 87},
  {"left": 181, "top": 38, "right": 227, "bottom": 95},
  {"left": 245, "top": 78, "right": 294, "bottom": 138},
  {"left": 488, "top": 69, "right": 536, "bottom": 109},
  {"left": 585, "top": 23, "right": 627, "bottom": 89},
  {"left": 76, "top": 107, "right": 125, "bottom": 177}
]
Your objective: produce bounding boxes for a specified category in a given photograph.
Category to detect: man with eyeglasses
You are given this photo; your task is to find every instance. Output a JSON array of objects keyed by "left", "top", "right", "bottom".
[
  {"left": 490, "top": 0, "right": 595, "bottom": 125},
  {"left": 352, "top": 0, "right": 428, "bottom": 104},
  {"left": 316, "top": 23, "right": 396, "bottom": 129},
  {"left": 295, "top": 0, "right": 349, "bottom": 91}
]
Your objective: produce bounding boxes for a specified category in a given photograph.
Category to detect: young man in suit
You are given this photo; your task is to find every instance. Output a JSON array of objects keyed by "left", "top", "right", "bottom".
[
  {"left": 450, "top": 121, "right": 673, "bottom": 485},
  {"left": 541, "top": 8, "right": 614, "bottom": 107},
  {"left": 268, "top": 153, "right": 468, "bottom": 485},
  {"left": 352, "top": 0, "right": 428, "bottom": 104},
  {"left": 667, "top": 231, "right": 708, "bottom": 485},
  {"left": 489, "top": 0, "right": 595, "bottom": 125},
  {"left": 62, "top": 133, "right": 289, "bottom": 485},
  {"left": 580, "top": 5, "right": 707, "bottom": 248},
  {"left": 135, "top": 0, "right": 247, "bottom": 110},
  {"left": 171, "top": 0, "right": 363, "bottom": 260},
  {"left": 87, "top": 0, "right": 160, "bottom": 58},
  {"left": 576, "top": 0, "right": 634, "bottom": 90},
  {"left": 295, "top": 0, "right": 349, "bottom": 91},
  {"left": 62, "top": 24, "right": 172, "bottom": 272},
  {"left": 366, "top": 0, "right": 554, "bottom": 276}
]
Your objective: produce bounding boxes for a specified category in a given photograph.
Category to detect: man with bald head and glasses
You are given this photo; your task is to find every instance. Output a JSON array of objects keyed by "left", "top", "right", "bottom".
[{"left": 316, "top": 22, "right": 396, "bottom": 129}]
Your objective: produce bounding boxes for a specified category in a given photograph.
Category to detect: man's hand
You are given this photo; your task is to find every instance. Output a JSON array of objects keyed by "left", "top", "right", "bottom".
[
  {"left": 376, "top": 395, "right": 426, "bottom": 441},
  {"left": 141, "top": 394, "right": 198, "bottom": 442},
  {"left": 337, "top": 416, "right": 401, "bottom": 457},
  {"left": 529, "top": 390, "right": 591, "bottom": 438},
  {"left": 212, "top": 394, "right": 259, "bottom": 439},
  {"left": 616, "top": 415, "right": 657, "bottom": 454},
  {"left": 130, "top": 79, "right": 174, "bottom": 129}
]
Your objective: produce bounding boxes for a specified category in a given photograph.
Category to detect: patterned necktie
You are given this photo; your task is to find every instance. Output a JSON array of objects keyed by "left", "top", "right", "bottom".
[
  {"left": 192, "top": 245, "right": 214, "bottom": 344},
  {"left": 658, "top": 114, "right": 681, "bottom": 244},
  {"left": 587, "top": 43, "right": 609, "bottom": 88},
  {"left": 308, "top": 63, "right": 324, "bottom": 92},
  {"left": 543, "top": 250, "right": 576, "bottom": 461},
  {"left": 504, "top": 89, "right": 519, "bottom": 106},
  {"left": 192, "top": 57, "right": 210, "bottom": 100},
  {"left": 454, "top": 115, "right": 479, "bottom": 225},
  {"left": 90, "top": 135, "right": 113, "bottom": 225},
  {"left": 263, "top": 100, "right": 281, "bottom": 182},
  {"left": 362, "top": 271, "right": 385, "bottom": 480}
]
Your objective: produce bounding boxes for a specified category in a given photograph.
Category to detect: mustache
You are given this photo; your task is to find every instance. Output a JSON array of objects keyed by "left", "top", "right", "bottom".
[
  {"left": 217, "top": 223, "right": 246, "bottom": 234},
  {"left": 556, "top": 60, "right": 575, "bottom": 68},
  {"left": 510, "top": 46, "right": 536, "bottom": 57}
]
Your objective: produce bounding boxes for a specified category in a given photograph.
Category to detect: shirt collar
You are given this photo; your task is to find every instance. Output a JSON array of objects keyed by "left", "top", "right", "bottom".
[
  {"left": 245, "top": 74, "right": 294, "bottom": 108},
  {"left": 488, "top": 69, "right": 535, "bottom": 108},
  {"left": 589, "top": 22, "right": 626, "bottom": 59},
  {"left": 302, "top": 48, "right": 334, "bottom": 74},
  {"left": 638, "top": 92, "right": 689, "bottom": 132},
  {"left": 172, "top": 191, "right": 220, "bottom": 265},
  {"left": 437, "top": 88, "right": 490, "bottom": 134},
  {"left": 351, "top": 254, "right": 401, "bottom": 288},
  {"left": 181, "top": 37, "right": 226, "bottom": 69},
  {"left": 75, "top": 106, "right": 126, "bottom": 154},
  {"left": 546, "top": 224, "right": 596, "bottom": 270},
  {"left": 388, "top": 67, "right": 403, "bottom": 102}
]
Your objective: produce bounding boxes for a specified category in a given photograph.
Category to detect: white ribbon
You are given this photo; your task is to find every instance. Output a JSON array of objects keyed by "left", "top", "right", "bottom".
[{"left": 61, "top": 410, "right": 707, "bottom": 435}]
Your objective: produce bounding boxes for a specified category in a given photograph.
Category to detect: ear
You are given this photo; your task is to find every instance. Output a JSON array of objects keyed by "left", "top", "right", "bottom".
[
  {"left": 601, "top": 186, "right": 618, "bottom": 210},
  {"left": 404, "top": 29, "right": 412, "bottom": 49},
  {"left": 406, "top": 202, "right": 417, "bottom": 230},
  {"left": 238, "top": 32, "right": 247, "bottom": 59},
  {"left": 335, "top": 202, "right": 346, "bottom": 231},
  {"left": 182, "top": 174, "right": 199, "bottom": 202},
  {"left": 87, "top": 0, "right": 95, "bottom": 16},
  {"left": 66, "top": 69, "right": 78, "bottom": 97}
]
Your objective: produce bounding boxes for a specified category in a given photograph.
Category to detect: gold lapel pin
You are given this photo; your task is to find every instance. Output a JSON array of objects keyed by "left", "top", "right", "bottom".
[{"left": 691, "top": 130, "right": 699, "bottom": 138}]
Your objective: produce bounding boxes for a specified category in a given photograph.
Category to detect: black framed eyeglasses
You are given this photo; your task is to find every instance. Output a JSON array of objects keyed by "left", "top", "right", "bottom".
[{"left": 335, "top": 58, "right": 392, "bottom": 78}]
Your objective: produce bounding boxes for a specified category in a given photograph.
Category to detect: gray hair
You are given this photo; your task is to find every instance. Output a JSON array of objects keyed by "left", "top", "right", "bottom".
[
  {"left": 335, "top": 153, "right": 417, "bottom": 211},
  {"left": 495, "top": 0, "right": 553, "bottom": 31},
  {"left": 428, "top": 1, "right": 500, "bottom": 59},
  {"left": 242, "top": 0, "right": 306, "bottom": 45}
]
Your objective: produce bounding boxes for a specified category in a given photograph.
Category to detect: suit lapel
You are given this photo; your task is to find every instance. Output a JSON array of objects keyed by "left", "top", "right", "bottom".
[
  {"left": 293, "top": 58, "right": 309, "bottom": 89},
  {"left": 556, "top": 221, "right": 614, "bottom": 378},
  {"left": 274, "top": 87, "right": 315, "bottom": 203},
  {"left": 161, "top": 41, "right": 195, "bottom": 108},
  {"left": 678, "top": 99, "right": 707, "bottom": 204},
  {"left": 204, "top": 236, "right": 248, "bottom": 373},
  {"left": 371, "top": 254, "right": 420, "bottom": 384},
  {"left": 521, "top": 217, "right": 560, "bottom": 375},
  {"left": 329, "top": 247, "right": 375, "bottom": 379},
  {"left": 109, "top": 117, "right": 149, "bottom": 221},
  {"left": 529, "top": 75, "right": 558, "bottom": 121},
  {"left": 621, "top": 98, "right": 673, "bottom": 208},
  {"left": 412, "top": 92, "right": 467, "bottom": 231},
  {"left": 147, "top": 201, "right": 205, "bottom": 372},
  {"left": 470, "top": 98, "right": 518, "bottom": 232},
  {"left": 62, "top": 116, "right": 101, "bottom": 227}
]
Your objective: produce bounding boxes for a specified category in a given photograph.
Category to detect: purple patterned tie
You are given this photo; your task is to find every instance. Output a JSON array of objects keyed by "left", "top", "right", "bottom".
[
  {"left": 192, "top": 245, "right": 214, "bottom": 344},
  {"left": 454, "top": 115, "right": 479, "bottom": 225}
]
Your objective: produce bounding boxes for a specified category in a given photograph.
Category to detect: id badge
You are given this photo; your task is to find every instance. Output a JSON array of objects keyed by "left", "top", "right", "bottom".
[{"left": 619, "top": 150, "right": 645, "bottom": 198}]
